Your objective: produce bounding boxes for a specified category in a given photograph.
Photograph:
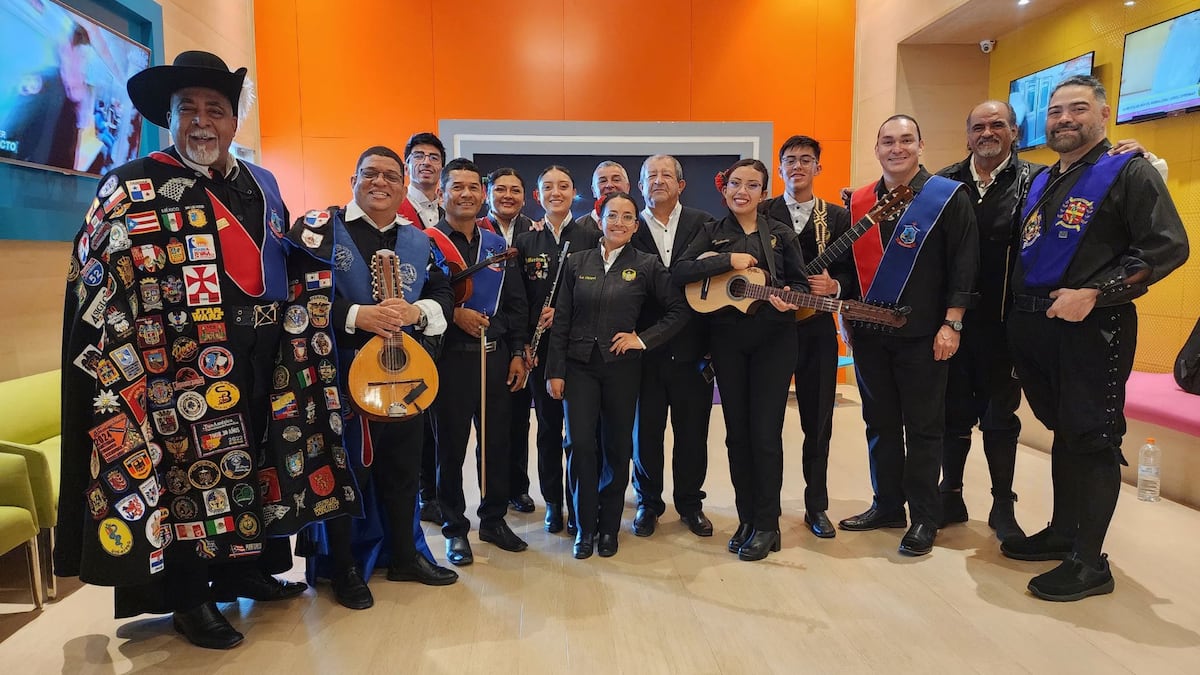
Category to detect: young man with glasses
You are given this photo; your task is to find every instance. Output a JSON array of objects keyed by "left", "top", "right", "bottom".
[
  {"left": 760, "top": 136, "right": 856, "bottom": 539},
  {"left": 400, "top": 132, "right": 446, "bottom": 230}
]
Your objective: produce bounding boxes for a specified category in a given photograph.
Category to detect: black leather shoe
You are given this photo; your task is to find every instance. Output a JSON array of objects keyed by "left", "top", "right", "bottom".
[
  {"left": 479, "top": 520, "right": 529, "bottom": 552},
  {"left": 387, "top": 553, "right": 459, "bottom": 586},
  {"left": 680, "top": 510, "right": 714, "bottom": 537},
  {"left": 898, "top": 522, "right": 937, "bottom": 556},
  {"left": 1028, "top": 554, "right": 1115, "bottom": 602},
  {"left": 567, "top": 519, "right": 578, "bottom": 536},
  {"left": 545, "top": 503, "right": 564, "bottom": 533},
  {"left": 331, "top": 565, "right": 373, "bottom": 610},
  {"left": 597, "top": 533, "right": 619, "bottom": 557},
  {"left": 940, "top": 490, "right": 969, "bottom": 527},
  {"left": 632, "top": 506, "right": 657, "bottom": 537},
  {"left": 728, "top": 523, "right": 754, "bottom": 553},
  {"left": 804, "top": 511, "right": 836, "bottom": 539},
  {"left": 1001, "top": 524, "right": 1074, "bottom": 561},
  {"left": 509, "top": 493, "right": 535, "bottom": 513},
  {"left": 573, "top": 532, "right": 594, "bottom": 559},
  {"left": 838, "top": 507, "right": 907, "bottom": 531},
  {"left": 988, "top": 492, "right": 1026, "bottom": 542},
  {"left": 419, "top": 500, "right": 443, "bottom": 524},
  {"left": 445, "top": 535, "right": 474, "bottom": 566},
  {"left": 210, "top": 570, "right": 307, "bottom": 602},
  {"left": 173, "top": 601, "right": 244, "bottom": 650},
  {"left": 738, "top": 529, "right": 781, "bottom": 561}
]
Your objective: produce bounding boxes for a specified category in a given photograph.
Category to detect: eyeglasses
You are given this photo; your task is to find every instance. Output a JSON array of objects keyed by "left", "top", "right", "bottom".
[
  {"left": 604, "top": 212, "right": 637, "bottom": 224},
  {"left": 780, "top": 156, "right": 818, "bottom": 168},
  {"left": 358, "top": 168, "right": 404, "bottom": 184},
  {"left": 408, "top": 151, "right": 443, "bottom": 163},
  {"left": 725, "top": 180, "right": 763, "bottom": 193}
]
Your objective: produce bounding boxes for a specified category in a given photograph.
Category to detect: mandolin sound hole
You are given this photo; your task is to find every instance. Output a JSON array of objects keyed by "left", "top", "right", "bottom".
[
  {"left": 727, "top": 276, "right": 748, "bottom": 300},
  {"left": 378, "top": 345, "right": 409, "bottom": 372}
]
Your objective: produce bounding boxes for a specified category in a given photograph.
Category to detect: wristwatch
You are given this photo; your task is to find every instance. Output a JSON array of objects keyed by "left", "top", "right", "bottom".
[{"left": 942, "top": 319, "right": 963, "bottom": 332}]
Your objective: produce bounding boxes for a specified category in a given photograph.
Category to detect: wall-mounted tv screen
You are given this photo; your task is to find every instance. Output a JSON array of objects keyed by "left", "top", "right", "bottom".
[
  {"left": 1009, "top": 52, "right": 1094, "bottom": 150},
  {"left": 1117, "top": 9, "right": 1200, "bottom": 124},
  {"left": 0, "top": 0, "right": 150, "bottom": 177}
]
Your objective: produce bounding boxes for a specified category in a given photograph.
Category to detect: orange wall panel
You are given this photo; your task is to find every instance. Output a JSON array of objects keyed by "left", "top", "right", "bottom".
[{"left": 255, "top": 1, "right": 855, "bottom": 210}]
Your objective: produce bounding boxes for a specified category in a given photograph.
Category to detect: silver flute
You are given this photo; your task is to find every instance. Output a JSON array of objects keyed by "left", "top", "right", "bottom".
[{"left": 529, "top": 239, "right": 572, "bottom": 356}]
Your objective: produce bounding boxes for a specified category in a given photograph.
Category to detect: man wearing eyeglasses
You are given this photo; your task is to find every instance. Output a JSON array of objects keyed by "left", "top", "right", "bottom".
[
  {"left": 400, "top": 132, "right": 446, "bottom": 230},
  {"left": 759, "top": 136, "right": 856, "bottom": 540},
  {"left": 628, "top": 154, "right": 716, "bottom": 538},
  {"left": 575, "top": 160, "right": 631, "bottom": 230},
  {"left": 296, "top": 145, "right": 459, "bottom": 609},
  {"left": 837, "top": 115, "right": 979, "bottom": 558}
]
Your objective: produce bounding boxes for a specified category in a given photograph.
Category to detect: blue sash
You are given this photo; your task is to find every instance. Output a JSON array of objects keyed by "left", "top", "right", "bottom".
[
  {"left": 331, "top": 210, "right": 429, "bottom": 306},
  {"left": 427, "top": 225, "right": 506, "bottom": 317},
  {"left": 1019, "top": 152, "right": 1135, "bottom": 289},
  {"left": 864, "top": 175, "right": 959, "bottom": 303},
  {"left": 243, "top": 161, "right": 290, "bottom": 301}
]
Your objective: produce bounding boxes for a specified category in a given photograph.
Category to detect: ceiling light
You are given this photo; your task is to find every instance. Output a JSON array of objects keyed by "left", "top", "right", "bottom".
[
  {"left": 1124, "top": 0, "right": 1135, "bottom": 5},
  {"left": 1018, "top": 0, "right": 1029, "bottom": 5}
]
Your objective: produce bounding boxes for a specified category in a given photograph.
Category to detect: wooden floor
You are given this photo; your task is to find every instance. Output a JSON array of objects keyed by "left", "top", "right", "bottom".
[{"left": 2, "top": 384, "right": 1199, "bottom": 673}]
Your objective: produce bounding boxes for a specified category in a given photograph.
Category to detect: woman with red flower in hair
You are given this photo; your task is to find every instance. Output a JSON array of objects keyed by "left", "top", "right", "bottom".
[{"left": 673, "top": 158, "right": 808, "bottom": 561}]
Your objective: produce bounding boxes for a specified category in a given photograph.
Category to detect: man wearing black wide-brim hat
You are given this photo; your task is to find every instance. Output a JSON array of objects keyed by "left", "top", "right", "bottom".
[{"left": 56, "top": 51, "right": 362, "bottom": 650}]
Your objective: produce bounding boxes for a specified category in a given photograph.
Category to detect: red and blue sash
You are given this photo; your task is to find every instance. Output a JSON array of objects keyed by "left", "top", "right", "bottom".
[
  {"left": 1018, "top": 152, "right": 1135, "bottom": 289},
  {"left": 426, "top": 225, "right": 506, "bottom": 317},
  {"left": 330, "top": 210, "right": 429, "bottom": 306},
  {"left": 398, "top": 198, "right": 423, "bottom": 230},
  {"left": 850, "top": 175, "right": 959, "bottom": 303}
]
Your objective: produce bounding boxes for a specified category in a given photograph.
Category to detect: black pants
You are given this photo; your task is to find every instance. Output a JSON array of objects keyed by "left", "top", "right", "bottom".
[
  {"left": 564, "top": 348, "right": 641, "bottom": 536},
  {"left": 632, "top": 347, "right": 713, "bottom": 517},
  {"left": 432, "top": 343, "right": 513, "bottom": 537},
  {"left": 942, "top": 317, "right": 1022, "bottom": 497},
  {"left": 419, "top": 415, "right": 438, "bottom": 505},
  {"left": 507, "top": 384, "right": 533, "bottom": 497},
  {"left": 325, "top": 415, "right": 423, "bottom": 568},
  {"left": 530, "top": 360, "right": 570, "bottom": 511},
  {"left": 792, "top": 314, "right": 839, "bottom": 512},
  {"left": 710, "top": 318, "right": 797, "bottom": 532},
  {"left": 854, "top": 333, "right": 947, "bottom": 527},
  {"left": 1008, "top": 303, "right": 1136, "bottom": 563}
]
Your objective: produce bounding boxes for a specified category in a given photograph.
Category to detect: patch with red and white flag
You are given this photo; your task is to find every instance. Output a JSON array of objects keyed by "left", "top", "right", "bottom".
[
  {"left": 125, "top": 179, "right": 156, "bottom": 202},
  {"left": 184, "top": 264, "right": 222, "bottom": 306}
]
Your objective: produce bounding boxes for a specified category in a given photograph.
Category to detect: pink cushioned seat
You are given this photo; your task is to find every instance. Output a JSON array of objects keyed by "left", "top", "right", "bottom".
[{"left": 1124, "top": 371, "right": 1200, "bottom": 437}]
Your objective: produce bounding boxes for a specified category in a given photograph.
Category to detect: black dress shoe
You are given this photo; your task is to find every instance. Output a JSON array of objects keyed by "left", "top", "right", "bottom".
[
  {"left": 632, "top": 506, "right": 657, "bottom": 537},
  {"left": 545, "top": 503, "right": 564, "bottom": 533},
  {"left": 988, "top": 492, "right": 1026, "bottom": 542},
  {"left": 509, "top": 493, "right": 536, "bottom": 513},
  {"left": 728, "top": 523, "right": 754, "bottom": 553},
  {"left": 738, "top": 529, "right": 781, "bottom": 561},
  {"left": 567, "top": 519, "right": 578, "bottom": 536},
  {"left": 387, "top": 553, "right": 459, "bottom": 586},
  {"left": 445, "top": 535, "right": 474, "bottom": 566},
  {"left": 173, "top": 601, "right": 244, "bottom": 650},
  {"left": 210, "top": 570, "right": 307, "bottom": 602},
  {"left": 1000, "top": 524, "right": 1074, "bottom": 561},
  {"left": 680, "top": 510, "right": 714, "bottom": 537},
  {"left": 331, "top": 565, "right": 373, "bottom": 610},
  {"left": 479, "top": 520, "right": 529, "bottom": 552},
  {"left": 597, "top": 533, "right": 619, "bottom": 557},
  {"left": 940, "top": 490, "right": 969, "bottom": 527},
  {"left": 1028, "top": 554, "right": 1115, "bottom": 602},
  {"left": 573, "top": 532, "right": 594, "bottom": 559},
  {"left": 804, "top": 511, "right": 836, "bottom": 539},
  {"left": 419, "top": 500, "right": 443, "bottom": 524},
  {"left": 838, "top": 507, "right": 907, "bottom": 532},
  {"left": 898, "top": 522, "right": 937, "bottom": 556}
]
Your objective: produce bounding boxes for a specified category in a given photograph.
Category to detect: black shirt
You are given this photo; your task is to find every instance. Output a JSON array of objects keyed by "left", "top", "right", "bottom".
[
  {"left": 1013, "top": 140, "right": 1189, "bottom": 305},
  {"left": 513, "top": 219, "right": 602, "bottom": 351}
]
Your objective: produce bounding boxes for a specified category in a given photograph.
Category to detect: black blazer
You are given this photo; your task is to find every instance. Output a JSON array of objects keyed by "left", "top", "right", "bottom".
[
  {"left": 546, "top": 245, "right": 686, "bottom": 379},
  {"left": 760, "top": 196, "right": 858, "bottom": 300},
  {"left": 631, "top": 205, "right": 713, "bottom": 363}
]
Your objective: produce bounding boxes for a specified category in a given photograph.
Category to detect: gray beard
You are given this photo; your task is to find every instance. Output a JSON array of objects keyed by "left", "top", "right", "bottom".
[{"left": 181, "top": 142, "right": 220, "bottom": 167}]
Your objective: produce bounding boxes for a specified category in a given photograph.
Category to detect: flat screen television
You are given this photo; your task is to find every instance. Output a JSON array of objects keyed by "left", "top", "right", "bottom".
[
  {"left": 1009, "top": 52, "right": 1095, "bottom": 150},
  {"left": 1117, "top": 9, "right": 1200, "bottom": 124},
  {"left": 0, "top": 0, "right": 150, "bottom": 177}
]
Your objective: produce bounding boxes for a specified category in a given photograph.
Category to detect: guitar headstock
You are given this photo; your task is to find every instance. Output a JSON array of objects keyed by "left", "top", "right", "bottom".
[
  {"left": 867, "top": 185, "right": 915, "bottom": 223},
  {"left": 371, "top": 250, "right": 403, "bottom": 302},
  {"left": 845, "top": 300, "right": 911, "bottom": 330}
]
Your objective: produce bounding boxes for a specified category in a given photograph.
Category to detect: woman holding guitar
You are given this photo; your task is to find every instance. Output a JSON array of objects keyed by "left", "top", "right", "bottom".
[
  {"left": 546, "top": 192, "right": 686, "bottom": 559},
  {"left": 673, "top": 159, "right": 808, "bottom": 561}
]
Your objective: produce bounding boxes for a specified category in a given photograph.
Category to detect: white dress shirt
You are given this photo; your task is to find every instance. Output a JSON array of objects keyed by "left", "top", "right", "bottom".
[
  {"left": 641, "top": 201, "right": 682, "bottom": 267},
  {"left": 406, "top": 184, "right": 441, "bottom": 230}
]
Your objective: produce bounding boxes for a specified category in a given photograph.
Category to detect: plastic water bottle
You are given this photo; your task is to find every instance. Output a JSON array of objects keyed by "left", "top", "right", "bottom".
[{"left": 1137, "top": 437, "right": 1161, "bottom": 502}]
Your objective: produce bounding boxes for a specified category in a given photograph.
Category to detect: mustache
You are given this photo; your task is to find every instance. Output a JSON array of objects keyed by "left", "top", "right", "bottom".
[{"left": 1052, "top": 123, "right": 1081, "bottom": 133}]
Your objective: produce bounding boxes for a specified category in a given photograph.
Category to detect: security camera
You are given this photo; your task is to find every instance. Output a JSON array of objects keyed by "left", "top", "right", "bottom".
[{"left": 980, "top": 40, "right": 996, "bottom": 54}]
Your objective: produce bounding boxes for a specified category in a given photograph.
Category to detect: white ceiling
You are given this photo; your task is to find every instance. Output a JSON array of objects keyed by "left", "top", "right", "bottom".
[{"left": 903, "top": 0, "right": 1081, "bottom": 44}]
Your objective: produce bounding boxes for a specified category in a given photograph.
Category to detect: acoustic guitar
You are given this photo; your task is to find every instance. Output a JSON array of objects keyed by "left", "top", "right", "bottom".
[
  {"left": 795, "top": 184, "right": 914, "bottom": 320},
  {"left": 348, "top": 250, "right": 440, "bottom": 421},
  {"left": 686, "top": 267, "right": 910, "bottom": 330}
]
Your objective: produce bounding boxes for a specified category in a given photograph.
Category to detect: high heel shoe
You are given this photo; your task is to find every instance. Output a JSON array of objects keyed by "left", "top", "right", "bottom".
[
  {"left": 737, "top": 529, "right": 781, "bottom": 561},
  {"left": 728, "top": 523, "right": 754, "bottom": 554}
]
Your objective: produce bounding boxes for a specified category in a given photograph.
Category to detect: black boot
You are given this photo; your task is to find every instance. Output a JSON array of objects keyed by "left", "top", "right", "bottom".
[
  {"left": 988, "top": 490, "right": 1025, "bottom": 542},
  {"left": 939, "top": 490, "right": 968, "bottom": 527}
]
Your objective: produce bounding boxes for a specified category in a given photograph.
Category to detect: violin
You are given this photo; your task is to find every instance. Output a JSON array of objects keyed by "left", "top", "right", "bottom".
[{"left": 447, "top": 247, "right": 517, "bottom": 305}]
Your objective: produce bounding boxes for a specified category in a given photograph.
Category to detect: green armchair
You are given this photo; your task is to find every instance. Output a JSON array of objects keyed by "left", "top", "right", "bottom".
[{"left": 0, "top": 452, "right": 44, "bottom": 609}]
